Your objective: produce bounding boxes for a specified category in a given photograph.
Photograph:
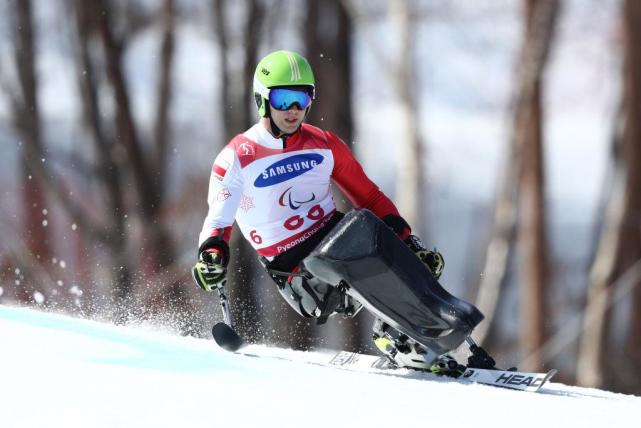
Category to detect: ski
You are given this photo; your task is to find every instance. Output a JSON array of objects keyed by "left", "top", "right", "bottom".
[
  {"left": 211, "top": 286, "right": 247, "bottom": 352},
  {"left": 212, "top": 339, "right": 558, "bottom": 393},
  {"left": 461, "top": 367, "right": 558, "bottom": 392},
  {"left": 327, "top": 351, "right": 557, "bottom": 392}
]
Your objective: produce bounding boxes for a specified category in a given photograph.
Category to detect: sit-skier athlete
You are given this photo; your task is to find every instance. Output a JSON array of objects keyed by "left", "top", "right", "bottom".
[{"left": 192, "top": 50, "right": 461, "bottom": 375}]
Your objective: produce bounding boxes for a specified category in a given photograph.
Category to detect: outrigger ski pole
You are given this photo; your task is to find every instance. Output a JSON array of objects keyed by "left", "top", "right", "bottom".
[
  {"left": 218, "top": 287, "right": 233, "bottom": 326},
  {"left": 212, "top": 287, "right": 245, "bottom": 352}
]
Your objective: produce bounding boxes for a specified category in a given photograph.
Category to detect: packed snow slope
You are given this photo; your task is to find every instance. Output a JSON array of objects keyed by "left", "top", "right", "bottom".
[{"left": 1, "top": 305, "right": 639, "bottom": 428}]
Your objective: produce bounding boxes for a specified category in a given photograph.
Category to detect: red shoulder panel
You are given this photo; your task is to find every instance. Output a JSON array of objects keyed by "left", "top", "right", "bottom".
[
  {"left": 227, "top": 134, "right": 281, "bottom": 168},
  {"left": 285, "top": 124, "right": 330, "bottom": 152}
]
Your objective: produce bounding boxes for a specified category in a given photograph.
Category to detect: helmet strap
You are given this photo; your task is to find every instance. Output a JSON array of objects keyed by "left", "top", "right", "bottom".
[
  {"left": 269, "top": 117, "right": 286, "bottom": 138},
  {"left": 261, "top": 100, "right": 283, "bottom": 137}
]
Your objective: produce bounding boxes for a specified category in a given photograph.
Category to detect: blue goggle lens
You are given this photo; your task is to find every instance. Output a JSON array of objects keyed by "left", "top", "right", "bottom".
[{"left": 268, "top": 88, "right": 312, "bottom": 111}]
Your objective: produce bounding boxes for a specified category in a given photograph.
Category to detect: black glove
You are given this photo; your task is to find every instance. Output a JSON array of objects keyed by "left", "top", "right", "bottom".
[
  {"left": 405, "top": 235, "right": 445, "bottom": 280},
  {"left": 192, "top": 250, "right": 227, "bottom": 291}
]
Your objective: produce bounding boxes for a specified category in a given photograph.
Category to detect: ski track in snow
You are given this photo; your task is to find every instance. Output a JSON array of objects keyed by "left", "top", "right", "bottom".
[{"left": 0, "top": 305, "right": 639, "bottom": 428}]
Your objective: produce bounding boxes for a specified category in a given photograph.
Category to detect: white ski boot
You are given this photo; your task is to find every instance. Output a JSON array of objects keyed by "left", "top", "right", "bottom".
[{"left": 372, "top": 319, "right": 466, "bottom": 377}]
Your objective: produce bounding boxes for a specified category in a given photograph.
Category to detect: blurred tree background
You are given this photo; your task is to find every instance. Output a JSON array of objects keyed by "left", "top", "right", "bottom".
[{"left": 0, "top": 0, "right": 638, "bottom": 394}]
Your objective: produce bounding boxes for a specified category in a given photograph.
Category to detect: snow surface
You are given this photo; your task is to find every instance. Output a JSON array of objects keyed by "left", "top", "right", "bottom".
[{"left": 1, "top": 305, "right": 639, "bottom": 428}]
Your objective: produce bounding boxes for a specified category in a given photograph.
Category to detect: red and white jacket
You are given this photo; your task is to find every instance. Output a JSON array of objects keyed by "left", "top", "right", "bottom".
[{"left": 199, "top": 122, "right": 407, "bottom": 259}]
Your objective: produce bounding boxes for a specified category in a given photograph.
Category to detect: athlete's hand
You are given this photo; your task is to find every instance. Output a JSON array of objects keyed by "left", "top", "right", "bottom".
[
  {"left": 405, "top": 235, "right": 445, "bottom": 280},
  {"left": 192, "top": 250, "right": 227, "bottom": 291}
]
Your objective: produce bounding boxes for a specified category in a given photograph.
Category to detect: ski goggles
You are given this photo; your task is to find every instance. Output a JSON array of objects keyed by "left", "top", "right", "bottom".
[{"left": 268, "top": 88, "right": 313, "bottom": 111}]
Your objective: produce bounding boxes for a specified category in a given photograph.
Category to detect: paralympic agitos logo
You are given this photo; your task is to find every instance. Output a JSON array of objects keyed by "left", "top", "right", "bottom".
[
  {"left": 278, "top": 187, "right": 316, "bottom": 210},
  {"left": 254, "top": 154, "right": 323, "bottom": 187}
]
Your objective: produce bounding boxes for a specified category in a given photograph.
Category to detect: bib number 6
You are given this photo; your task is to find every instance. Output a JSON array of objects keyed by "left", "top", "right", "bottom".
[{"left": 250, "top": 229, "right": 263, "bottom": 244}]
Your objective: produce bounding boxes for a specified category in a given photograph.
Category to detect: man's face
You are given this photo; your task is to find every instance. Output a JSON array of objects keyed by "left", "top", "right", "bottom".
[{"left": 270, "top": 104, "right": 306, "bottom": 135}]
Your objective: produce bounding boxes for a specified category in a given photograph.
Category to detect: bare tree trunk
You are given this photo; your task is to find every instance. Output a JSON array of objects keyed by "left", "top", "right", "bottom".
[
  {"left": 517, "top": 0, "right": 559, "bottom": 370},
  {"left": 622, "top": 0, "right": 641, "bottom": 382},
  {"left": 10, "top": 0, "right": 53, "bottom": 303},
  {"left": 305, "top": 0, "right": 353, "bottom": 146},
  {"left": 474, "top": 0, "right": 559, "bottom": 354},
  {"left": 146, "top": 0, "right": 191, "bottom": 319},
  {"left": 153, "top": 0, "right": 176, "bottom": 204},
  {"left": 212, "top": 0, "right": 232, "bottom": 140},
  {"left": 518, "top": 79, "right": 548, "bottom": 367},
  {"left": 388, "top": 0, "right": 425, "bottom": 236},
  {"left": 577, "top": 152, "right": 624, "bottom": 388},
  {"left": 472, "top": 146, "right": 519, "bottom": 345},
  {"left": 578, "top": 0, "right": 641, "bottom": 389},
  {"left": 94, "top": 1, "right": 155, "bottom": 217},
  {"left": 241, "top": 0, "right": 263, "bottom": 130}
]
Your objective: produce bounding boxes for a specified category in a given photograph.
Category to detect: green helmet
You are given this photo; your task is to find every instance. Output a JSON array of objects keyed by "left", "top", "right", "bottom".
[{"left": 253, "top": 50, "right": 315, "bottom": 117}]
